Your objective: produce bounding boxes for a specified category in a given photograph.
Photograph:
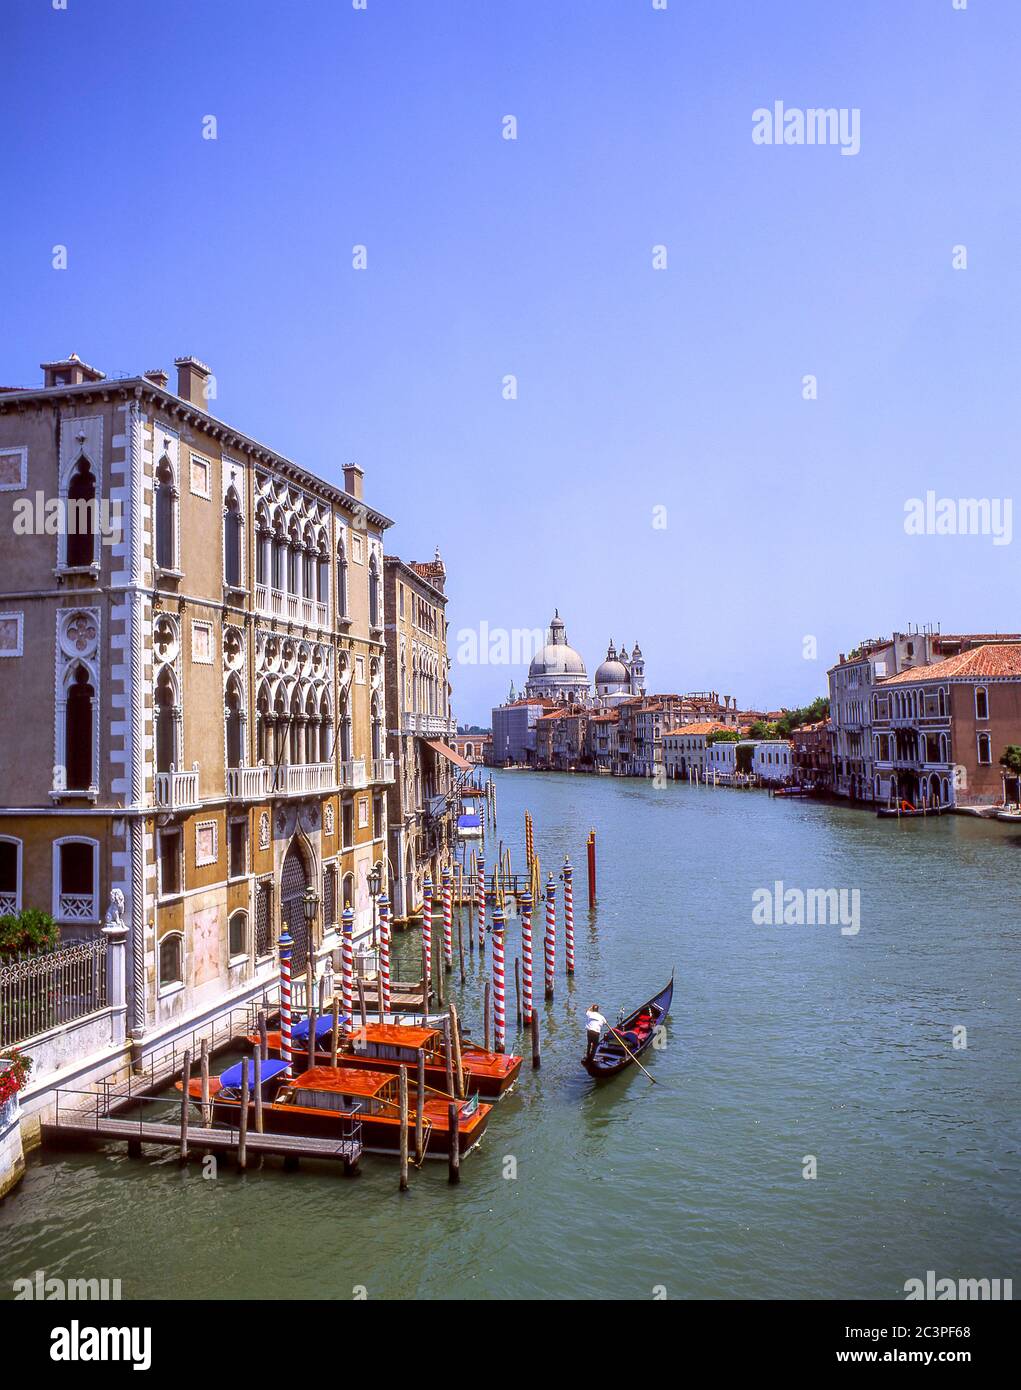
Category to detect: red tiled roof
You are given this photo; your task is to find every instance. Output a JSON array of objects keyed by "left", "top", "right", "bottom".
[
  {"left": 663, "top": 721, "right": 729, "bottom": 737},
  {"left": 880, "top": 643, "right": 1021, "bottom": 684}
]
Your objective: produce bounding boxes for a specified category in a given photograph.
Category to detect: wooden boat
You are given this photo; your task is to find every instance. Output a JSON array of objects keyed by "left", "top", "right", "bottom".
[
  {"left": 995, "top": 807, "right": 1021, "bottom": 822},
  {"left": 248, "top": 1020, "right": 522, "bottom": 1098},
  {"left": 583, "top": 976, "right": 673, "bottom": 1080},
  {"left": 183, "top": 1063, "right": 491, "bottom": 1158},
  {"left": 876, "top": 802, "right": 948, "bottom": 819}
]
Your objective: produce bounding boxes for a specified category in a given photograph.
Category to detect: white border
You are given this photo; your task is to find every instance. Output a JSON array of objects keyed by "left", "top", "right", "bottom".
[
  {"left": 0, "top": 446, "right": 28, "bottom": 492},
  {"left": 195, "top": 819, "right": 218, "bottom": 867},
  {"left": 0, "top": 612, "right": 24, "bottom": 658}
]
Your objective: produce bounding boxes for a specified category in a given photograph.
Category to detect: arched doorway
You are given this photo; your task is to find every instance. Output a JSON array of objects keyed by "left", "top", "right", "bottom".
[{"left": 281, "top": 839, "right": 312, "bottom": 973}]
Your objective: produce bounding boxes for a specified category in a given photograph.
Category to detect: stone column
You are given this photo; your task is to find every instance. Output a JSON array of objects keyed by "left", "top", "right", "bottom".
[{"left": 103, "top": 920, "right": 130, "bottom": 1046}]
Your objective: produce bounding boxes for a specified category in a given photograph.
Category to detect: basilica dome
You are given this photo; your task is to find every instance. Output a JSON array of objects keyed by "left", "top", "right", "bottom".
[{"left": 525, "top": 612, "right": 590, "bottom": 701}]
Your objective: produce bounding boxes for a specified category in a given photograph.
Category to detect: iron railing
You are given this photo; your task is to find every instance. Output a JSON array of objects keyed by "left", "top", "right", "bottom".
[{"left": 0, "top": 937, "right": 108, "bottom": 1047}]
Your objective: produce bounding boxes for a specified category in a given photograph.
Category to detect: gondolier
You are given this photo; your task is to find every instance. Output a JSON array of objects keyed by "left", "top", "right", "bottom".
[{"left": 585, "top": 1003, "right": 608, "bottom": 1062}]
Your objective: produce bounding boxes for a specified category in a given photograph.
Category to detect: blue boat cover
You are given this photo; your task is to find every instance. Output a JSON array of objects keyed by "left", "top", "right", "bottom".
[
  {"left": 219, "top": 1057, "right": 290, "bottom": 1089},
  {"left": 458, "top": 814, "right": 481, "bottom": 829},
  {"left": 291, "top": 1015, "right": 348, "bottom": 1042}
]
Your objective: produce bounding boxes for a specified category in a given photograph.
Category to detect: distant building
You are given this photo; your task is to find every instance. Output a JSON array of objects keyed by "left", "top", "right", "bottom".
[
  {"left": 792, "top": 720, "right": 831, "bottom": 787},
  {"left": 663, "top": 722, "right": 731, "bottom": 780},
  {"left": 491, "top": 698, "right": 551, "bottom": 765},
  {"left": 752, "top": 740, "right": 794, "bottom": 785},
  {"left": 452, "top": 732, "right": 490, "bottom": 765}
]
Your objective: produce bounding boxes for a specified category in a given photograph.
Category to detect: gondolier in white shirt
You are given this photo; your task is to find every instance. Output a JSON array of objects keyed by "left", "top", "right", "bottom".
[{"left": 585, "top": 1003, "right": 608, "bottom": 1062}]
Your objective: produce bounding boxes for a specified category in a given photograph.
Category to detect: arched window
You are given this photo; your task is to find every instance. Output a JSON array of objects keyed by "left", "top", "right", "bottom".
[
  {"left": 371, "top": 694, "right": 382, "bottom": 762},
  {"left": 289, "top": 690, "right": 303, "bottom": 764},
  {"left": 342, "top": 872, "right": 354, "bottom": 910},
  {"left": 320, "top": 693, "right": 333, "bottom": 761},
  {"left": 975, "top": 687, "right": 989, "bottom": 721},
  {"left": 155, "top": 667, "right": 178, "bottom": 774},
  {"left": 224, "top": 490, "right": 243, "bottom": 587},
  {"left": 317, "top": 542, "right": 329, "bottom": 606},
  {"left": 256, "top": 683, "right": 271, "bottom": 765},
  {"left": 65, "top": 664, "right": 95, "bottom": 790},
  {"left": 337, "top": 540, "right": 349, "bottom": 618},
  {"left": 66, "top": 457, "right": 96, "bottom": 569},
  {"left": 159, "top": 932, "right": 184, "bottom": 990},
  {"left": 287, "top": 526, "right": 301, "bottom": 595},
  {"left": 977, "top": 732, "right": 992, "bottom": 765},
  {"left": 305, "top": 691, "right": 318, "bottom": 763},
  {"left": 225, "top": 677, "right": 244, "bottom": 769},
  {"left": 228, "top": 910, "right": 248, "bottom": 960},
  {"left": 272, "top": 525, "right": 286, "bottom": 590},
  {"left": 53, "top": 837, "right": 99, "bottom": 923},
  {"left": 155, "top": 457, "right": 177, "bottom": 571},
  {"left": 0, "top": 836, "right": 22, "bottom": 915}
]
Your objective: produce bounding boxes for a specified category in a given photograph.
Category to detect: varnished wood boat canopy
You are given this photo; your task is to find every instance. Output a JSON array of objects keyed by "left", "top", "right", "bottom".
[{"left": 292, "top": 1066, "right": 394, "bottom": 1096}]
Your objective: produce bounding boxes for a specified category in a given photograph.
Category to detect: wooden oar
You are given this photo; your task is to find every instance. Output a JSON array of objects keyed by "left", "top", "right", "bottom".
[{"left": 605, "top": 1026, "right": 657, "bottom": 1085}]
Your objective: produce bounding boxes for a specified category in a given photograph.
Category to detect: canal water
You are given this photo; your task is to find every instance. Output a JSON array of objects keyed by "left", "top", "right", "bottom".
[{"left": 2, "top": 771, "right": 1019, "bottom": 1300}]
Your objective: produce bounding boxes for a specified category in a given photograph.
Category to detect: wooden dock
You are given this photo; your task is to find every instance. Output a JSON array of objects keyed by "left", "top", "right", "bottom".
[{"left": 42, "top": 1098, "right": 361, "bottom": 1175}]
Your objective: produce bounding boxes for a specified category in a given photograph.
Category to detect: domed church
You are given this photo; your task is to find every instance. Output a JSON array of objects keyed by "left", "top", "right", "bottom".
[{"left": 523, "top": 614, "right": 646, "bottom": 706}]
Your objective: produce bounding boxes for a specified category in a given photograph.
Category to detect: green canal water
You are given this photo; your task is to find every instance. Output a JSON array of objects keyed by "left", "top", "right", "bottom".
[{"left": 2, "top": 771, "right": 1019, "bottom": 1300}]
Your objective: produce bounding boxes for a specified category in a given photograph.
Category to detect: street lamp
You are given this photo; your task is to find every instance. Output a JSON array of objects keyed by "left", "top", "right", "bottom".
[
  {"left": 368, "top": 860, "right": 383, "bottom": 946},
  {"left": 302, "top": 885, "right": 320, "bottom": 950}
]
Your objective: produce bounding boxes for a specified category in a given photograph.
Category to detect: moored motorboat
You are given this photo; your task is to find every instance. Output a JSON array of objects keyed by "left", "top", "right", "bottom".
[
  {"left": 876, "top": 801, "right": 948, "bottom": 819},
  {"left": 184, "top": 1063, "right": 490, "bottom": 1158},
  {"left": 249, "top": 1019, "right": 522, "bottom": 1098},
  {"left": 583, "top": 975, "right": 673, "bottom": 1080}
]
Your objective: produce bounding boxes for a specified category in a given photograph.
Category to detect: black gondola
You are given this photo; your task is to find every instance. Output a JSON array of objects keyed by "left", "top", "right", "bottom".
[{"left": 582, "top": 974, "right": 673, "bottom": 1079}]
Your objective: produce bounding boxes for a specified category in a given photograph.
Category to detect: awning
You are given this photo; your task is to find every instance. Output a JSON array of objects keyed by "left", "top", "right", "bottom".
[{"left": 424, "top": 739, "right": 472, "bottom": 771}]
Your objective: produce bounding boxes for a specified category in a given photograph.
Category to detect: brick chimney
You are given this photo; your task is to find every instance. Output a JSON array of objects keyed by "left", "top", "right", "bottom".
[
  {"left": 174, "top": 356, "right": 212, "bottom": 407},
  {"left": 40, "top": 353, "right": 105, "bottom": 388},
  {"left": 144, "top": 368, "right": 169, "bottom": 389},
  {"left": 343, "top": 463, "right": 364, "bottom": 501}
]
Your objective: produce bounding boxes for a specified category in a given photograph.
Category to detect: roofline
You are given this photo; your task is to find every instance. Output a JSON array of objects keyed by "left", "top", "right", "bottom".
[
  {"left": 0, "top": 376, "right": 395, "bottom": 529},
  {"left": 383, "top": 554, "right": 447, "bottom": 604}
]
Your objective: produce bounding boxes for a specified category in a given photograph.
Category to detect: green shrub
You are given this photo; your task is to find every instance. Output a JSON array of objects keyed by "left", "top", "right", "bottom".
[{"left": 0, "top": 909, "right": 61, "bottom": 957}]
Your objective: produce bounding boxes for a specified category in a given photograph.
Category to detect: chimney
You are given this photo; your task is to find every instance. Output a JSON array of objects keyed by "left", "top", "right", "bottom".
[
  {"left": 144, "top": 368, "right": 169, "bottom": 389},
  {"left": 343, "top": 463, "right": 364, "bottom": 501},
  {"left": 174, "top": 356, "right": 212, "bottom": 408},
  {"left": 40, "top": 353, "right": 105, "bottom": 389}
]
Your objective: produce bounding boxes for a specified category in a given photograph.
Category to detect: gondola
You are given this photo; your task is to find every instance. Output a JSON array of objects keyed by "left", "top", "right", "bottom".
[{"left": 582, "top": 974, "right": 673, "bottom": 1079}]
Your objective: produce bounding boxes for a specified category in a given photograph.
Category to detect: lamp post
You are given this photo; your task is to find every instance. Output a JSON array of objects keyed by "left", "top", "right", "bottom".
[
  {"left": 368, "top": 860, "right": 383, "bottom": 948},
  {"left": 302, "top": 884, "right": 320, "bottom": 954}
]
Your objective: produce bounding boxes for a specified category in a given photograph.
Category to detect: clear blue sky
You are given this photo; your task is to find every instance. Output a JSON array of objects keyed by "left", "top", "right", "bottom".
[{"left": 4, "top": 0, "right": 1019, "bottom": 723}]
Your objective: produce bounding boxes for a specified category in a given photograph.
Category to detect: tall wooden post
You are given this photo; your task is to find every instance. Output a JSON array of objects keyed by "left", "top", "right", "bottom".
[
  {"left": 199, "top": 1038, "right": 211, "bottom": 1129},
  {"left": 449, "top": 1001, "right": 464, "bottom": 1099},
  {"left": 238, "top": 1056, "right": 250, "bottom": 1171},
  {"left": 398, "top": 1065, "right": 409, "bottom": 1192},
  {"left": 531, "top": 1009, "right": 541, "bottom": 1069},
  {"left": 448, "top": 1102, "right": 461, "bottom": 1184},
  {"left": 587, "top": 829, "right": 597, "bottom": 909},
  {"left": 484, "top": 979, "right": 492, "bottom": 1053},
  {"left": 253, "top": 1048, "right": 264, "bottom": 1134},
  {"left": 330, "top": 996, "right": 340, "bottom": 1068},
  {"left": 179, "top": 1048, "right": 191, "bottom": 1162},
  {"left": 414, "top": 1050, "right": 425, "bottom": 1164}
]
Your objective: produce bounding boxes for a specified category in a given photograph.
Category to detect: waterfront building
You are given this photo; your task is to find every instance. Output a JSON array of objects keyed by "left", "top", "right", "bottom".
[
  {"left": 491, "top": 697, "right": 552, "bottom": 764},
  {"left": 752, "top": 739, "right": 795, "bottom": 785},
  {"left": 383, "top": 552, "right": 465, "bottom": 922},
  {"left": 828, "top": 629, "right": 1021, "bottom": 800},
  {"left": 585, "top": 712, "right": 619, "bottom": 771},
  {"left": 0, "top": 352, "right": 394, "bottom": 1039},
  {"left": 452, "top": 731, "right": 490, "bottom": 765},
  {"left": 662, "top": 722, "right": 731, "bottom": 780},
  {"left": 594, "top": 638, "right": 646, "bottom": 702},
  {"left": 791, "top": 720, "right": 832, "bottom": 787},
  {"left": 871, "top": 644, "right": 1021, "bottom": 807}
]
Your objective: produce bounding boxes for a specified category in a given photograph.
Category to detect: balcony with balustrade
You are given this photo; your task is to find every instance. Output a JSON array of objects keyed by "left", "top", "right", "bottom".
[
  {"left": 254, "top": 584, "right": 328, "bottom": 631},
  {"left": 226, "top": 764, "right": 272, "bottom": 800},
  {"left": 153, "top": 764, "right": 200, "bottom": 810},
  {"left": 272, "top": 763, "right": 336, "bottom": 797},
  {"left": 339, "top": 758, "right": 368, "bottom": 789},
  {"left": 372, "top": 757, "right": 396, "bottom": 784},
  {"left": 401, "top": 712, "right": 458, "bottom": 737}
]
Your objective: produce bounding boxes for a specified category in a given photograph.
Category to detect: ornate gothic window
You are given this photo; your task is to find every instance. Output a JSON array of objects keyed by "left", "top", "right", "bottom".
[
  {"left": 155, "top": 456, "right": 178, "bottom": 571},
  {"left": 224, "top": 489, "right": 243, "bottom": 588},
  {"left": 337, "top": 538, "right": 349, "bottom": 618},
  {"left": 53, "top": 837, "right": 99, "bottom": 923},
  {"left": 368, "top": 554, "right": 380, "bottom": 628},
  {"left": 65, "top": 457, "right": 97, "bottom": 569}
]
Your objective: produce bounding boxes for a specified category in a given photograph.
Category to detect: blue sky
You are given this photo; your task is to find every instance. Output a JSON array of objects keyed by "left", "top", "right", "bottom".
[{"left": 3, "top": 0, "right": 1019, "bottom": 722}]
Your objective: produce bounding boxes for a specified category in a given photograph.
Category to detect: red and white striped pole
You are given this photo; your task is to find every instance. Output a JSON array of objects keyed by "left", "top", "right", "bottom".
[
  {"left": 520, "top": 888, "right": 533, "bottom": 1024},
  {"left": 476, "top": 852, "right": 486, "bottom": 955},
  {"left": 563, "top": 855, "right": 575, "bottom": 974},
  {"left": 378, "top": 890, "right": 392, "bottom": 1016},
  {"left": 341, "top": 904, "right": 354, "bottom": 1024},
  {"left": 492, "top": 901, "right": 506, "bottom": 1053},
  {"left": 442, "top": 865, "right": 453, "bottom": 971},
  {"left": 279, "top": 927, "right": 293, "bottom": 1075},
  {"left": 544, "top": 873, "right": 556, "bottom": 999},
  {"left": 422, "top": 871, "right": 433, "bottom": 995}
]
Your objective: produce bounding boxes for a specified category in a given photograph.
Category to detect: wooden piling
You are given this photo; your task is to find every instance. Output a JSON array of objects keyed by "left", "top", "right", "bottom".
[
  {"left": 531, "top": 1009, "right": 541, "bottom": 1069},
  {"left": 415, "top": 1050, "right": 425, "bottom": 1164},
  {"left": 458, "top": 913, "right": 465, "bottom": 983},
  {"left": 358, "top": 977, "right": 368, "bottom": 1030},
  {"left": 587, "top": 829, "right": 597, "bottom": 909},
  {"left": 484, "top": 979, "right": 492, "bottom": 1054},
  {"left": 448, "top": 1102, "right": 461, "bottom": 1184},
  {"left": 258, "top": 1010, "right": 269, "bottom": 1061},
  {"left": 421, "top": 943, "right": 429, "bottom": 1021},
  {"left": 449, "top": 1001, "right": 464, "bottom": 1098},
  {"left": 199, "top": 1039, "right": 211, "bottom": 1129},
  {"left": 442, "top": 1017, "right": 454, "bottom": 1097},
  {"left": 253, "top": 1048, "right": 264, "bottom": 1134},
  {"left": 515, "top": 956, "right": 522, "bottom": 1026},
  {"left": 330, "top": 997, "right": 340, "bottom": 1067},
  {"left": 238, "top": 1056, "right": 250, "bottom": 1171},
  {"left": 179, "top": 1048, "right": 191, "bottom": 1163},
  {"left": 305, "top": 1007, "right": 316, "bottom": 1073},
  {"left": 398, "top": 1065, "right": 409, "bottom": 1192}
]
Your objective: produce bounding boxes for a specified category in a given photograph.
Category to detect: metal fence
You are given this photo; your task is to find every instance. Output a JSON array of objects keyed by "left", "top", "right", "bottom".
[{"left": 0, "top": 938, "right": 108, "bottom": 1047}]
